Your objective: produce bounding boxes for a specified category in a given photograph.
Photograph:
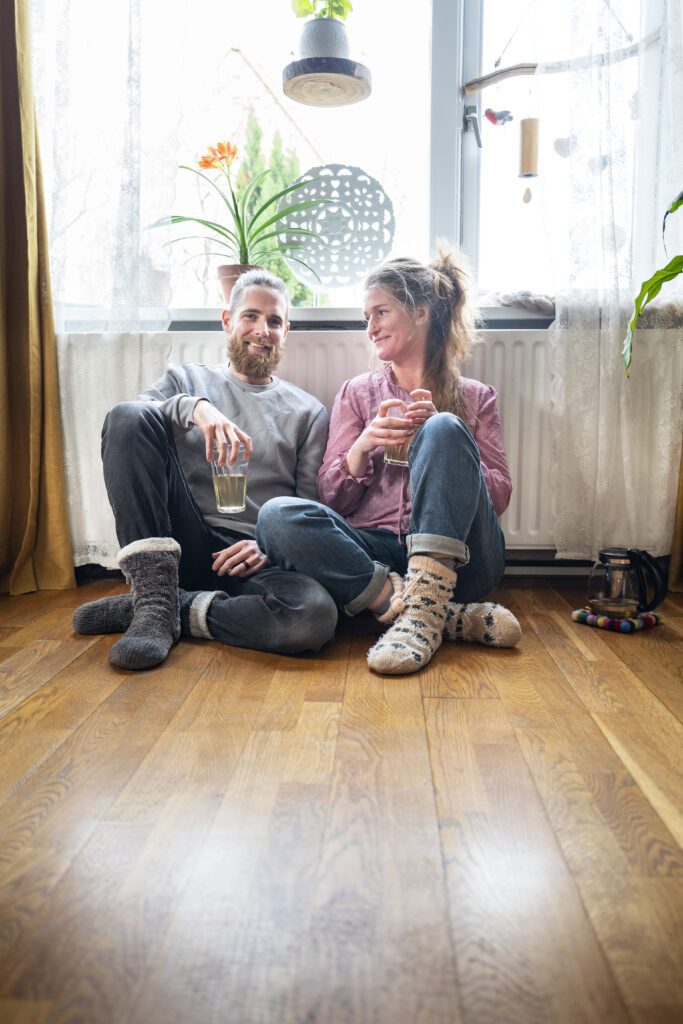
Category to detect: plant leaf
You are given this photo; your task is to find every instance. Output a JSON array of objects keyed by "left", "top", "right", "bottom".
[
  {"left": 165, "top": 234, "right": 237, "bottom": 253},
  {"left": 662, "top": 189, "right": 683, "bottom": 256},
  {"left": 249, "top": 199, "right": 337, "bottom": 241},
  {"left": 169, "top": 215, "right": 240, "bottom": 247},
  {"left": 178, "top": 164, "right": 238, "bottom": 224},
  {"left": 622, "top": 254, "right": 683, "bottom": 371},
  {"left": 292, "top": 0, "right": 316, "bottom": 16},
  {"left": 248, "top": 175, "right": 328, "bottom": 230}
]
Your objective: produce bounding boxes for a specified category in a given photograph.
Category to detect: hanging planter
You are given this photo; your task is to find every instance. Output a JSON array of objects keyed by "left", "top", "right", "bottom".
[{"left": 284, "top": 0, "right": 371, "bottom": 107}]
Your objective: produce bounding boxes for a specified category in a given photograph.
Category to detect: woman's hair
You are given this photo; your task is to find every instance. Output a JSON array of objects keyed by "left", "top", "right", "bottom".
[
  {"left": 364, "top": 243, "right": 477, "bottom": 417},
  {"left": 228, "top": 268, "right": 290, "bottom": 317}
]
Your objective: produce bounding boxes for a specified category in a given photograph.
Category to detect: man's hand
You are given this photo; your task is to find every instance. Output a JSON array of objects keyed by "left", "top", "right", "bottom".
[
  {"left": 193, "top": 399, "right": 253, "bottom": 465},
  {"left": 211, "top": 539, "right": 269, "bottom": 578}
]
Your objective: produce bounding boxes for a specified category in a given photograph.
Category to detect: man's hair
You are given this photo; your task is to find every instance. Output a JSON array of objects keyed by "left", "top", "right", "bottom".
[{"left": 228, "top": 268, "right": 290, "bottom": 318}]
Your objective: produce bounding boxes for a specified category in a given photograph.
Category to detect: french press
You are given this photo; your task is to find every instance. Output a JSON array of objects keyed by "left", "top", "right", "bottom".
[{"left": 586, "top": 548, "right": 667, "bottom": 618}]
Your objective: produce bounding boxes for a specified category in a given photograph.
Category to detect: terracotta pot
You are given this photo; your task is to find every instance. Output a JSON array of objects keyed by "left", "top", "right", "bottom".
[{"left": 217, "top": 264, "right": 259, "bottom": 305}]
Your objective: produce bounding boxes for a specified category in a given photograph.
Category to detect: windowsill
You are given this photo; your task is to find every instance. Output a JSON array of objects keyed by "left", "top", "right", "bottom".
[{"left": 168, "top": 306, "right": 556, "bottom": 332}]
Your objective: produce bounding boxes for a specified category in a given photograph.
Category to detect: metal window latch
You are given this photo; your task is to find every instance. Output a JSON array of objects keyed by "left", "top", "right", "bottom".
[{"left": 463, "top": 105, "right": 482, "bottom": 148}]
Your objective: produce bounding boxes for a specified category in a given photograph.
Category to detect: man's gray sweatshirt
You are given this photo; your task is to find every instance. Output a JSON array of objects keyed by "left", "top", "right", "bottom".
[{"left": 140, "top": 362, "right": 329, "bottom": 537}]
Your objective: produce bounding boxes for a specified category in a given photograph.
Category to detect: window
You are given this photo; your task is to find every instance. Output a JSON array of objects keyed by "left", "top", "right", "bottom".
[{"left": 32, "top": 0, "right": 431, "bottom": 318}]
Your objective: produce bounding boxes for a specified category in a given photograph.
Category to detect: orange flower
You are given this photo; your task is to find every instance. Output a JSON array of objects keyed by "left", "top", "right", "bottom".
[
  {"left": 197, "top": 140, "right": 238, "bottom": 171},
  {"left": 216, "top": 140, "right": 239, "bottom": 164}
]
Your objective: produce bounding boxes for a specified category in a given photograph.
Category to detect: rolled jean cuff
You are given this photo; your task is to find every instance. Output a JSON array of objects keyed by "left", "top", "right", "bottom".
[
  {"left": 406, "top": 533, "right": 470, "bottom": 566},
  {"left": 343, "top": 560, "right": 390, "bottom": 617}
]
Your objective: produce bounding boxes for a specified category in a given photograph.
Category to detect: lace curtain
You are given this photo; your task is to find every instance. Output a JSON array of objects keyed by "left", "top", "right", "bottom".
[
  {"left": 29, "top": 0, "right": 185, "bottom": 332},
  {"left": 538, "top": 0, "right": 683, "bottom": 558}
]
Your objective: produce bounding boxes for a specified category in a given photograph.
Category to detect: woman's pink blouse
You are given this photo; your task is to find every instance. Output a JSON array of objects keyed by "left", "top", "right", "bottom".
[{"left": 316, "top": 367, "right": 512, "bottom": 536}]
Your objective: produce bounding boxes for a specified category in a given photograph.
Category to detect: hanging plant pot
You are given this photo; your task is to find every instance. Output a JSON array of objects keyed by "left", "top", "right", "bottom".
[
  {"left": 298, "top": 16, "right": 350, "bottom": 59},
  {"left": 217, "top": 264, "right": 259, "bottom": 305},
  {"left": 283, "top": 18, "right": 371, "bottom": 107}
]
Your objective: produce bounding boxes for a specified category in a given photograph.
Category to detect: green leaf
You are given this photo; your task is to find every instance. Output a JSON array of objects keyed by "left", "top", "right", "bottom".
[
  {"left": 247, "top": 175, "right": 327, "bottom": 231},
  {"left": 178, "top": 164, "right": 237, "bottom": 224},
  {"left": 622, "top": 254, "right": 683, "bottom": 371},
  {"left": 662, "top": 189, "right": 683, "bottom": 254},
  {"left": 165, "top": 234, "right": 237, "bottom": 253},
  {"left": 252, "top": 228, "right": 320, "bottom": 246},
  {"left": 249, "top": 198, "right": 336, "bottom": 242},
  {"left": 169, "top": 215, "right": 240, "bottom": 247},
  {"left": 292, "top": 0, "right": 316, "bottom": 16}
]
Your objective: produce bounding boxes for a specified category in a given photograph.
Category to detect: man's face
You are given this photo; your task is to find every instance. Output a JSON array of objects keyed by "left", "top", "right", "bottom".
[{"left": 222, "top": 285, "right": 289, "bottom": 380}]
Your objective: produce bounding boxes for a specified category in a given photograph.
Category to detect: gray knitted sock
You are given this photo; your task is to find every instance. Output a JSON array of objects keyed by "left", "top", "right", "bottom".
[
  {"left": 74, "top": 588, "right": 222, "bottom": 642},
  {"left": 179, "top": 590, "right": 221, "bottom": 638},
  {"left": 72, "top": 594, "right": 133, "bottom": 635},
  {"left": 109, "top": 538, "right": 181, "bottom": 670},
  {"left": 443, "top": 601, "right": 521, "bottom": 647}
]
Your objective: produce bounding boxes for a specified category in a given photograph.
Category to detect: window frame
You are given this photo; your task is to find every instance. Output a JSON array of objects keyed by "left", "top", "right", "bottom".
[{"left": 171, "top": 0, "right": 549, "bottom": 331}]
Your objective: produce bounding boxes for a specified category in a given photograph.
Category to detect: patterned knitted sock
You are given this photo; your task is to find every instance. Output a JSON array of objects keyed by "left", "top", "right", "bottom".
[
  {"left": 367, "top": 556, "right": 457, "bottom": 675},
  {"left": 443, "top": 601, "right": 521, "bottom": 647},
  {"left": 372, "top": 572, "right": 406, "bottom": 624},
  {"left": 109, "top": 538, "right": 181, "bottom": 670}
]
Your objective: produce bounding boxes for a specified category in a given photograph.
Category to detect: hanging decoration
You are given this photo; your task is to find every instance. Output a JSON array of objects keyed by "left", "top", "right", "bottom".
[
  {"left": 484, "top": 108, "right": 514, "bottom": 126},
  {"left": 519, "top": 116, "right": 539, "bottom": 177},
  {"left": 275, "top": 164, "right": 394, "bottom": 289}
]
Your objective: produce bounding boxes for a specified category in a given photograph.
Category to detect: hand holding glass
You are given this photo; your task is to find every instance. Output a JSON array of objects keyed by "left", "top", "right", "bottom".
[
  {"left": 383, "top": 401, "right": 415, "bottom": 466},
  {"left": 212, "top": 443, "right": 248, "bottom": 513}
]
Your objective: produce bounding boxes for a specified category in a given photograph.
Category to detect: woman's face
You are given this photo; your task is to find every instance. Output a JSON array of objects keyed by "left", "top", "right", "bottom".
[{"left": 363, "top": 286, "right": 427, "bottom": 365}]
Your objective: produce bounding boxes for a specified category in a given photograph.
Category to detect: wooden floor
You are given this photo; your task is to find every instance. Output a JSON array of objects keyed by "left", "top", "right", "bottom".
[{"left": 0, "top": 578, "right": 681, "bottom": 1024}]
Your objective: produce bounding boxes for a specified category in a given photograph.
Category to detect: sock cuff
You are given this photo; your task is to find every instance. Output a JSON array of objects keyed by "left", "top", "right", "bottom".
[
  {"left": 188, "top": 591, "right": 220, "bottom": 639},
  {"left": 118, "top": 537, "right": 181, "bottom": 562},
  {"left": 407, "top": 554, "right": 458, "bottom": 583}
]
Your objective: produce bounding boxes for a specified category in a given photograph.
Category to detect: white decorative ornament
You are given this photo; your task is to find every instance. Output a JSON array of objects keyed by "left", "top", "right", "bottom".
[{"left": 276, "top": 164, "right": 395, "bottom": 289}]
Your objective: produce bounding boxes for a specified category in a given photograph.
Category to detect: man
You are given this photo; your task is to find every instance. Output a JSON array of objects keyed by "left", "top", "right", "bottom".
[{"left": 73, "top": 269, "right": 337, "bottom": 669}]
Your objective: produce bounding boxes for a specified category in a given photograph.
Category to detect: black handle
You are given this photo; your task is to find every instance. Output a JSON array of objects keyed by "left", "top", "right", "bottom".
[{"left": 628, "top": 549, "right": 667, "bottom": 612}]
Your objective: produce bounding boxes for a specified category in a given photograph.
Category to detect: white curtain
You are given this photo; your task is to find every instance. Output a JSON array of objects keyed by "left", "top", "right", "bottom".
[
  {"left": 30, "top": 0, "right": 184, "bottom": 332},
  {"left": 539, "top": 0, "right": 683, "bottom": 558}
]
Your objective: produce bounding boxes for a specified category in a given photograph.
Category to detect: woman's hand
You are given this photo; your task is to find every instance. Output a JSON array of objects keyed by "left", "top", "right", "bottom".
[
  {"left": 350, "top": 399, "right": 416, "bottom": 457},
  {"left": 193, "top": 399, "right": 253, "bottom": 465},
  {"left": 404, "top": 388, "right": 438, "bottom": 426},
  {"left": 212, "top": 539, "right": 269, "bottom": 578}
]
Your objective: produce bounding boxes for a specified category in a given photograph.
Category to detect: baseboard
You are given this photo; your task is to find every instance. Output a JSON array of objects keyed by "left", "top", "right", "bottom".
[{"left": 504, "top": 549, "right": 593, "bottom": 577}]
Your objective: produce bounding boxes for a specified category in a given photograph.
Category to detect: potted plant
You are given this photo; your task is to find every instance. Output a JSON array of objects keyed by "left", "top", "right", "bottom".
[
  {"left": 623, "top": 190, "right": 683, "bottom": 372},
  {"left": 292, "top": 0, "right": 354, "bottom": 59},
  {"left": 160, "top": 139, "right": 331, "bottom": 302}
]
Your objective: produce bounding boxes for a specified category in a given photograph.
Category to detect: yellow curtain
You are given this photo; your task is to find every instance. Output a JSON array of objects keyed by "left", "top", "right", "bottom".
[
  {"left": 0, "top": 0, "right": 75, "bottom": 594},
  {"left": 669, "top": 442, "right": 683, "bottom": 592}
]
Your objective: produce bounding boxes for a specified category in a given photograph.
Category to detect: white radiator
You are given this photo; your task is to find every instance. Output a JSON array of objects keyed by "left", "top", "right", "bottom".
[{"left": 57, "top": 329, "right": 554, "bottom": 568}]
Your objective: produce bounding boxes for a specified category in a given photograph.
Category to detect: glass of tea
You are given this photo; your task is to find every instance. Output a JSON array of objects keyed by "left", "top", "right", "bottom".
[
  {"left": 383, "top": 402, "right": 413, "bottom": 467},
  {"left": 211, "top": 442, "right": 248, "bottom": 513}
]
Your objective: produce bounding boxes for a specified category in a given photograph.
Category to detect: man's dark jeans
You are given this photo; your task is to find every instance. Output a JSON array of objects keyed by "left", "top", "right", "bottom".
[{"left": 101, "top": 402, "right": 337, "bottom": 654}]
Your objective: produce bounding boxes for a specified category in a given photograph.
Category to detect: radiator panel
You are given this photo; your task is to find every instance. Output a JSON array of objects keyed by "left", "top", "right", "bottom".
[{"left": 57, "top": 329, "right": 554, "bottom": 566}]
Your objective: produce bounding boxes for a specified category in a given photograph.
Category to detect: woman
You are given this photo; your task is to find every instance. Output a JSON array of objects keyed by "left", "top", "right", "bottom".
[{"left": 257, "top": 247, "right": 520, "bottom": 674}]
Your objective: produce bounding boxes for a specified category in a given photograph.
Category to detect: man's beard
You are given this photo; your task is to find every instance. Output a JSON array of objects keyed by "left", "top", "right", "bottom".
[{"left": 227, "top": 333, "right": 282, "bottom": 379}]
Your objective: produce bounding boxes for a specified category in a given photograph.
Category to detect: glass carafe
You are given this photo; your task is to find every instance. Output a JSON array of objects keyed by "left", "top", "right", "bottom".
[{"left": 586, "top": 548, "right": 667, "bottom": 618}]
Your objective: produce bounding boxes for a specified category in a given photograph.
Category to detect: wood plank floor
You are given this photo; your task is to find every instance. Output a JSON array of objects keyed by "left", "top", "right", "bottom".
[{"left": 0, "top": 578, "right": 681, "bottom": 1024}]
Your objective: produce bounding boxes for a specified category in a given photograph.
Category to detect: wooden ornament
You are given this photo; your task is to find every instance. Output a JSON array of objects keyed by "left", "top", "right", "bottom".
[{"left": 519, "top": 117, "right": 539, "bottom": 177}]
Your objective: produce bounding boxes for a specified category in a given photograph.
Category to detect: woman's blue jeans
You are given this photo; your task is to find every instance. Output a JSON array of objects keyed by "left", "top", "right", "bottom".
[{"left": 257, "top": 413, "right": 506, "bottom": 613}]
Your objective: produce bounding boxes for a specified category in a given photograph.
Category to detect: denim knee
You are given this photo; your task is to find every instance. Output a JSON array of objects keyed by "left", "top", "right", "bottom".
[
  {"left": 270, "top": 583, "right": 338, "bottom": 653},
  {"left": 418, "top": 411, "right": 476, "bottom": 451},
  {"left": 103, "top": 400, "right": 166, "bottom": 442},
  {"left": 257, "top": 496, "right": 318, "bottom": 563}
]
